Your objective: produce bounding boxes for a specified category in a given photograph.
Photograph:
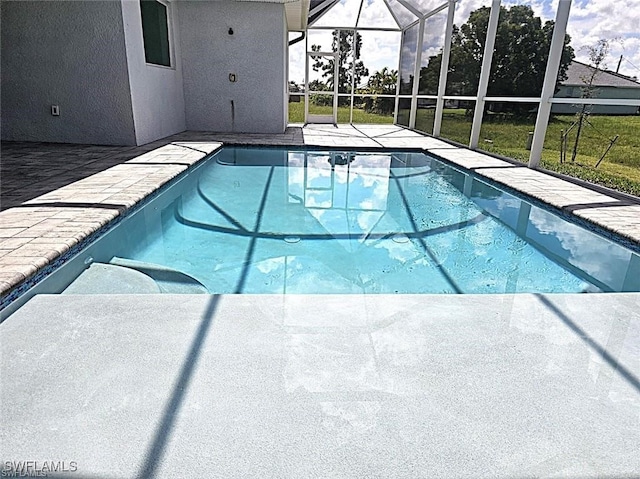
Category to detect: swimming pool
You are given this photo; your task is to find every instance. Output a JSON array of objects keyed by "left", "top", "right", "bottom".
[{"left": 53, "top": 146, "right": 640, "bottom": 295}]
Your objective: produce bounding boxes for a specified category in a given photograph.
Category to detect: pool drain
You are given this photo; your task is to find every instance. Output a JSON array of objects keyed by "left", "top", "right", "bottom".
[{"left": 391, "top": 234, "right": 410, "bottom": 244}]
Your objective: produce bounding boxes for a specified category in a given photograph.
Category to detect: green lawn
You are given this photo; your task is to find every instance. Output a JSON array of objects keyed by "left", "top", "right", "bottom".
[
  {"left": 427, "top": 109, "right": 640, "bottom": 196},
  {"left": 288, "top": 101, "right": 394, "bottom": 124},
  {"left": 288, "top": 101, "right": 640, "bottom": 196}
]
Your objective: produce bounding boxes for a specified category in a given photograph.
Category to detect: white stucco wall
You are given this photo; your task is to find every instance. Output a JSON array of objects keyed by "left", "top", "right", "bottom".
[
  {"left": 179, "top": 1, "right": 287, "bottom": 134},
  {"left": 121, "top": 0, "right": 187, "bottom": 145},
  {"left": 1, "top": 1, "right": 137, "bottom": 145}
]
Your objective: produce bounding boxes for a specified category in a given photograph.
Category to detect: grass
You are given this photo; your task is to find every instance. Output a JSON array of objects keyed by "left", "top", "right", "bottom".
[
  {"left": 288, "top": 101, "right": 394, "bottom": 124},
  {"left": 288, "top": 101, "right": 640, "bottom": 196},
  {"left": 428, "top": 109, "right": 640, "bottom": 196}
]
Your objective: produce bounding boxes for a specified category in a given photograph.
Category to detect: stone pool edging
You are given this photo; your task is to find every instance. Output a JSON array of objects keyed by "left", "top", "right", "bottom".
[{"left": 0, "top": 142, "right": 222, "bottom": 302}]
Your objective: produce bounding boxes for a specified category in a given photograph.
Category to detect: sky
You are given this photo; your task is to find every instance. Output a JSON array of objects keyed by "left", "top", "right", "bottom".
[{"left": 289, "top": 0, "right": 640, "bottom": 88}]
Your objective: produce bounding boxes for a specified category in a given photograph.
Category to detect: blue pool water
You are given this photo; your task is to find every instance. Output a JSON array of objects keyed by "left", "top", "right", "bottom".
[{"left": 90, "top": 147, "right": 640, "bottom": 295}]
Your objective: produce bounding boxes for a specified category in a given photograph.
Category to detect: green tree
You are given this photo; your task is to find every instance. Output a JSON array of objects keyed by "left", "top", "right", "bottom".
[
  {"left": 288, "top": 80, "right": 301, "bottom": 92},
  {"left": 311, "top": 30, "right": 369, "bottom": 105},
  {"left": 363, "top": 67, "right": 397, "bottom": 114},
  {"left": 308, "top": 79, "right": 332, "bottom": 106},
  {"left": 420, "top": 5, "right": 574, "bottom": 113}
]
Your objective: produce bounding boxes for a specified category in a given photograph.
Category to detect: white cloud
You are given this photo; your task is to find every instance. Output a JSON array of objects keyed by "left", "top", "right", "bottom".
[
  {"left": 289, "top": 0, "right": 640, "bottom": 90},
  {"left": 453, "top": 0, "right": 492, "bottom": 26},
  {"left": 358, "top": 0, "right": 399, "bottom": 28},
  {"left": 313, "top": 0, "right": 361, "bottom": 28},
  {"left": 288, "top": 33, "right": 306, "bottom": 86},
  {"left": 560, "top": 0, "right": 640, "bottom": 78},
  {"left": 527, "top": 207, "right": 632, "bottom": 290},
  {"left": 446, "top": 0, "right": 640, "bottom": 78},
  {"left": 509, "top": 0, "right": 640, "bottom": 78},
  {"left": 359, "top": 30, "right": 402, "bottom": 80}
]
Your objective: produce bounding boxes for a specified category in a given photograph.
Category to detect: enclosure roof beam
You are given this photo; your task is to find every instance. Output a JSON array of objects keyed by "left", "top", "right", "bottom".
[
  {"left": 395, "top": 0, "right": 422, "bottom": 20},
  {"left": 404, "top": 17, "right": 420, "bottom": 30},
  {"left": 422, "top": 2, "right": 448, "bottom": 20},
  {"left": 382, "top": 0, "right": 404, "bottom": 30},
  {"left": 355, "top": 0, "right": 365, "bottom": 28},
  {"left": 309, "top": 0, "right": 336, "bottom": 17},
  {"left": 309, "top": 25, "right": 402, "bottom": 31},
  {"left": 308, "top": 0, "right": 339, "bottom": 27}
]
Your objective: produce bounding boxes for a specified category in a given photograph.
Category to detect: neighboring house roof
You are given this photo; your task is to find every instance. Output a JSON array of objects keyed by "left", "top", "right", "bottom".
[{"left": 561, "top": 61, "right": 640, "bottom": 88}]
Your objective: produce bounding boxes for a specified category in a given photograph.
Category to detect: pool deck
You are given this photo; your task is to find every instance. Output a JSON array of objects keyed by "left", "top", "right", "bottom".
[
  {"left": 2, "top": 293, "right": 640, "bottom": 477},
  {"left": 1, "top": 125, "right": 640, "bottom": 478}
]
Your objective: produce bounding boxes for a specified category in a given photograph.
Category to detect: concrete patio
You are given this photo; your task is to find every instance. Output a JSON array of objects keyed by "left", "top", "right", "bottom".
[
  {"left": 2, "top": 293, "right": 640, "bottom": 478},
  {"left": 1, "top": 125, "right": 640, "bottom": 478}
]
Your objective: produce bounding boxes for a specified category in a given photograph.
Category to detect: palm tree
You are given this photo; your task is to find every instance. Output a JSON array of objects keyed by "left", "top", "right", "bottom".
[{"left": 364, "top": 68, "right": 397, "bottom": 114}]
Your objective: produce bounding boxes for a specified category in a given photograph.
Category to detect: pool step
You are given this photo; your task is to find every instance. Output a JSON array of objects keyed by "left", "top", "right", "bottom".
[
  {"left": 63, "top": 259, "right": 209, "bottom": 295},
  {"left": 62, "top": 263, "right": 162, "bottom": 294},
  {"left": 109, "top": 257, "right": 209, "bottom": 294}
]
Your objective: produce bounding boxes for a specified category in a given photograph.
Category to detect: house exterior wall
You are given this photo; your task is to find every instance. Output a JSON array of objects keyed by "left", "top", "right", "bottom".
[
  {"left": 179, "top": 1, "right": 287, "bottom": 134},
  {"left": 0, "top": 1, "right": 137, "bottom": 145},
  {"left": 552, "top": 86, "right": 640, "bottom": 115},
  {"left": 1, "top": 0, "right": 289, "bottom": 145},
  {"left": 121, "top": 0, "right": 187, "bottom": 145}
]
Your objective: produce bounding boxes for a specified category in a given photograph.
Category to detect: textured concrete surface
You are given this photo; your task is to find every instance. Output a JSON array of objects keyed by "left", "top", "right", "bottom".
[{"left": 1, "top": 293, "right": 639, "bottom": 478}]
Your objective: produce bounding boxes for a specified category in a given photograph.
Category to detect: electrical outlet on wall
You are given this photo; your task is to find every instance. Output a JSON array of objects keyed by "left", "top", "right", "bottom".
[{"left": 51, "top": 105, "right": 60, "bottom": 116}]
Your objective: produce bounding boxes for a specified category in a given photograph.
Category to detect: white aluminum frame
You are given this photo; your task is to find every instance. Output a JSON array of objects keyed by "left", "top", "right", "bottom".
[
  {"left": 409, "top": 19, "right": 425, "bottom": 129},
  {"left": 433, "top": 0, "right": 455, "bottom": 136},
  {"left": 395, "top": 0, "right": 422, "bottom": 18},
  {"left": 296, "top": 0, "right": 640, "bottom": 172},
  {"left": 310, "top": 25, "right": 402, "bottom": 31},
  {"left": 468, "top": 0, "right": 500, "bottom": 149},
  {"left": 306, "top": 0, "right": 452, "bottom": 128},
  {"left": 382, "top": 0, "right": 404, "bottom": 30},
  {"left": 308, "top": 0, "right": 340, "bottom": 26},
  {"left": 393, "top": 24, "right": 405, "bottom": 123},
  {"left": 551, "top": 97, "right": 640, "bottom": 106},
  {"left": 305, "top": 50, "right": 339, "bottom": 124},
  {"left": 528, "top": 0, "right": 572, "bottom": 167}
]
